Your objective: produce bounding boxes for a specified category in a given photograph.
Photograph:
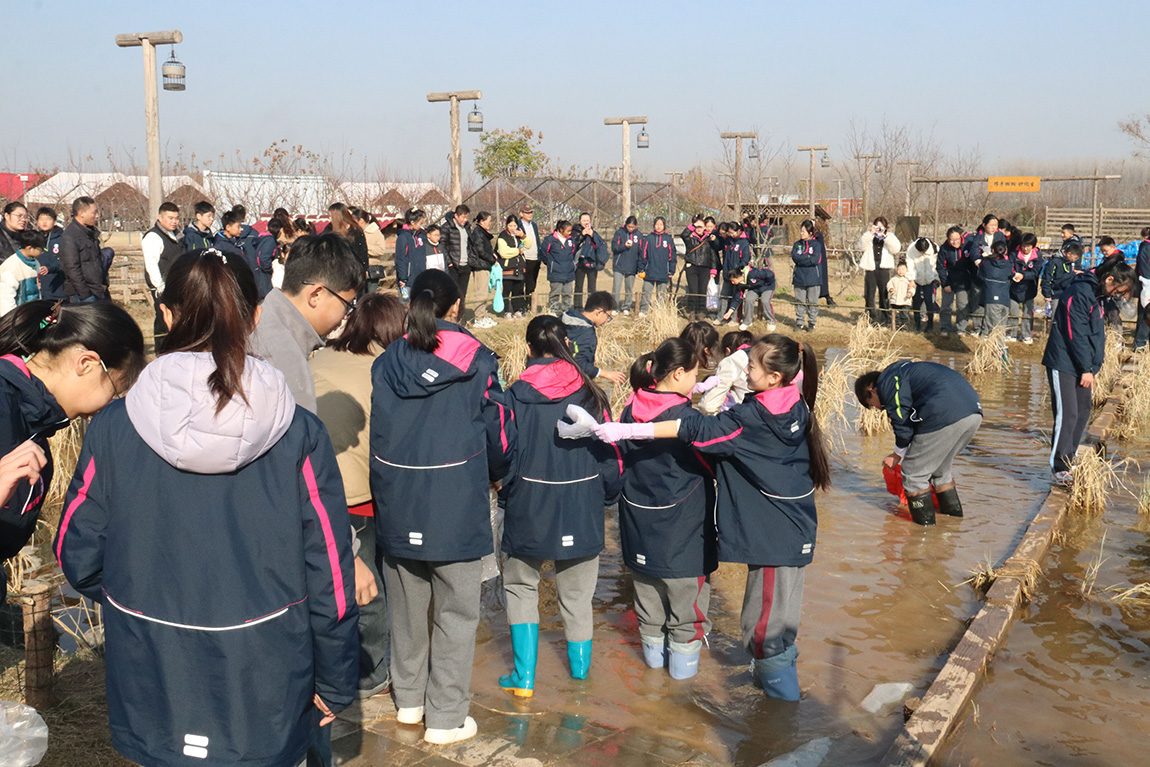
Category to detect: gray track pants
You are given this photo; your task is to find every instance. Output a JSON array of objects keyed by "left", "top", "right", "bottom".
[
  {"left": 632, "top": 572, "right": 711, "bottom": 653},
  {"left": 940, "top": 288, "right": 971, "bottom": 333},
  {"left": 741, "top": 566, "right": 805, "bottom": 661},
  {"left": 613, "top": 271, "right": 636, "bottom": 312},
  {"left": 793, "top": 286, "right": 820, "bottom": 328},
  {"left": 981, "top": 303, "right": 1008, "bottom": 336},
  {"left": 382, "top": 556, "right": 482, "bottom": 730},
  {"left": 549, "top": 280, "right": 574, "bottom": 313},
  {"left": 503, "top": 553, "right": 599, "bottom": 642},
  {"left": 1010, "top": 298, "right": 1034, "bottom": 341},
  {"left": 640, "top": 280, "right": 669, "bottom": 313},
  {"left": 900, "top": 413, "right": 982, "bottom": 494},
  {"left": 1048, "top": 367, "right": 1093, "bottom": 474}
]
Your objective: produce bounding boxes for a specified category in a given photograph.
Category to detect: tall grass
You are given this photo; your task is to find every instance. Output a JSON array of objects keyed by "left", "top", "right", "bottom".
[
  {"left": 965, "top": 326, "right": 1010, "bottom": 378},
  {"left": 1091, "top": 328, "right": 1127, "bottom": 407},
  {"left": 1068, "top": 448, "right": 1127, "bottom": 516},
  {"left": 1113, "top": 351, "right": 1150, "bottom": 440}
]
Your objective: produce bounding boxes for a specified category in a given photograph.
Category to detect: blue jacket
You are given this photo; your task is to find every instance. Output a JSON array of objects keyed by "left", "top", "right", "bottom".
[
  {"left": 370, "top": 321, "right": 514, "bottom": 562},
  {"left": 722, "top": 237, "right": 752, "bottom": 276},
  {"left": 182, "top": 224, "right": 214, "bottom": 252},
  {"left": 1042, "top": 272, "right": 1106, "bottom": 377},
  {"left": 574, "top": 228, "right": 608, "bottom": 270},
  {"left": 977, "top": 255, "right": 1013, "bottom": 306},
  {"left": 639, "top": 231, "right": 676, "bottom": 283},
  {"left": 1137, "top": 240, "right": 1150, "bottom": 279},
  {"left": 676, "top": 384, "right": 817, "bottom": 567},
  {"left": 618, "top": 389, "right": 717, "bottom": 578},
  {"left": 936, "top": 242, "right": 973, "bottom": 291},
  {"left": 611, "top": 227, "right": 642, "bottom": 275},
  {"left": 1041, "top": 255, "right": 1079, "bottom": 299},
  {"left": 213, "top": 230, "right": 257, "bottom": 277},
  {"left": 394, "top": 227, "right": 425, "bottom": 285},
  {"left": 1010, "top": 249, "right": 1043, "bottom": 303},
  {"left": 875, "top": 360, "right": 982, "bottom": 450},
  {"left": 248, "top": 233, "right": 277, "bottom": 298},
  {"left": 791, "top": 237, "right": 824, "bottom": 288},
  {"left": 561, "top": 308, "right": 600, "bottom": 378},
  {"left": 38, "top": 225, "right": 68, "bottom": 300},
  {"left": 745, "top": 265, "right": 776, "bottom": 293},
  {"left": 0, "top": 355, "right": 68, "bottom": 603},
  {"left": 54, "top": 353, "right": 358, "bottom": 767},
  {"left": 541, "top": 233, "right": 576, "bottom": 284},
  {"left": 963, "top": 229, "right": 1006, "bottom": 265},
  {"left": 499, "top": 358, "right": 622, "bottom": 561}
]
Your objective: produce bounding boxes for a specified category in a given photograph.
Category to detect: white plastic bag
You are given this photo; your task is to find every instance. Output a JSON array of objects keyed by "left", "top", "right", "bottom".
[
  {"left": 0, "top": 701, "right": 49, "bottom": 767},
  {"left": 860, "top": 682, "right": 914, "bottom": 713},
  {"left": 705, "top": 277, "right": 720, "bottom": 312}
]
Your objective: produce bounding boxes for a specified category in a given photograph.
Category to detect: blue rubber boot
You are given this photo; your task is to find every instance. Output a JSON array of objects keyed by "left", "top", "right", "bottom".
[
  {"left": 640, "top": 635, "right": 667, "bottom": 669},
  {"left": 498, "top": 623, "right": 538, "bottom": 698},
  {"left": 753, "top": 645, "right": 800, "bottom": 701},
  {"left": 567, "top": 639, "right": 592, "bottom": 680},
  {"left": 668, "top": 643, "right": 701, "bottom": 680}
]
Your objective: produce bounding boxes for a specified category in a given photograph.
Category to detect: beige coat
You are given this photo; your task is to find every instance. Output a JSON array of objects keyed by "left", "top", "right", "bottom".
[
  {"left": 363, "top": 221, "right": 387, "bottom": 259},
  {"left": 310, "top": 343, "right": 383, "bottom": 506}
]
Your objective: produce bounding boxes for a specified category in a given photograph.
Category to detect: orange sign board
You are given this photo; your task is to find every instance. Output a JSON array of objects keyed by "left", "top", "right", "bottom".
[{"left": 987, "top": 176, "right": 1041, "bottom": 193}]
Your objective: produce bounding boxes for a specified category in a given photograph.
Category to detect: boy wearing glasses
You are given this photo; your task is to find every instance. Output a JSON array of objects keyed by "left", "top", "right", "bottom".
[{"left": 251, "top": 233, "right": 363, "bottom": 413}]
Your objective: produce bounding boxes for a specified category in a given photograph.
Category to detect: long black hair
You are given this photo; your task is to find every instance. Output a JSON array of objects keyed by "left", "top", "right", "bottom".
[
  {"left": 748, "top": 333, "right": 831, "bottom": 490},
  {"left": 525, "top": 315, "right": 611, "bottom": 419},
  {"left": 679, "top": 321, "right": 719, "bottom": 370},
  {"left": 406, "top": 268, "right": 460, "bottom": 353},
  {"left": 0, "top": 300, "right": 146, "bottom": 387},
  {"left": 629, "top": 337, "right": 697, "bottom": 391}
]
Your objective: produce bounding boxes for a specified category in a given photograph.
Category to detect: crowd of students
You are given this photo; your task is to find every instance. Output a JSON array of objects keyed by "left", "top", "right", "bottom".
[{"left": 0, "top": 193, "right": 1145, "bottom": 766}]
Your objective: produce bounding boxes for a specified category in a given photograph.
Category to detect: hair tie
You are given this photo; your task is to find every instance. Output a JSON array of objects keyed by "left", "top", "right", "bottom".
[
  {"left": 38, "top": 300, "right": 63, "bottom": 331},
  {"left": 420, "top": 288, "right": 435, "bottom": 299},
  {"left": 204, "top": 247, "right": 227, "bottom": 265}
]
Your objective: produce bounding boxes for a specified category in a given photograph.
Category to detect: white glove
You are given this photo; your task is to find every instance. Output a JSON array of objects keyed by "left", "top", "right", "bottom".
[{"left": 558, "top": 404, "right": 599, "bottom": 440}]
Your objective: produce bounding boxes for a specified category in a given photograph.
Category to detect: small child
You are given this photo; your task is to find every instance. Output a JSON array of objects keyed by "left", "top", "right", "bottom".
[
  {"left": 698, "top": 330, "right": 753, "bottom": 415},
  {"left": 0, "top": 229, "right": 48, "bottom": 314},
  {"left": 977, "top": 241, "right": 1013, "bottom": 336},
  {"left": 562, "top": 290, "right": 626, "bottom": 385},
  {"left": 423, "top": 224, "right": 445, "bottom": 273},
  {"left": 1010, "top": 233, "right": 1043, "bottom": 344},
  {"left": 887, "top": 261, "right": 915, "bottom": 329}
]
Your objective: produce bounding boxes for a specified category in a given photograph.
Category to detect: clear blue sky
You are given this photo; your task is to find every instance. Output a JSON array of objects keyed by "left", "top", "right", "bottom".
[{"left": 4, "top": 0, "right": 1147, "bottom": 181}]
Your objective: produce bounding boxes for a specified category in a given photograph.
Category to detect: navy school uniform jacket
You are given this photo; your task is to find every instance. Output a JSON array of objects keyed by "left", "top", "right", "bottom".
[
  {"left": 791, "top": 237, "right": 825, "bottom": 288},
  {"left": 977, "top": 255, "right": 1013, "bottom": 306},
  {"left": 213, "top": 231, "right": 264, "bottom": 293},
  {"left": 611, "top": 227, "right": 642, "bottom": 275},
  {"left": 722, "top": 236, "right": 752, "bottom": 276},
  {"left": 0, "top": 355, "right": 68, "bottom": 604},
  {"left": 575, "top": 228, "right": 608, "bottom": 270},
  {"left": 370, "top": 320, "right": 514, "bottom": 562},
  {"left": 1137, "top": 240, "right": 1150, "bottom": 280},
  {"left": 542, "top": 233, "right": 577, "bottom": 284},
  {"left": 1010, "top": 249, "right": 1043, "bottom": 303},
  {"left": 618, "top": 389, "right": 717, "bottom": 579},
  {"left": 182, "top": 224, "right": 214, "bottom": 252},
  {"left": 252, "top": 233, "right": 277, "bottom": 298},
  {"left": 936, "top": 242, "right": 974, "bottom": 291},
  {"left": 675, "top": 383, "right": 817, "bottom": 568},
  {"left": 394, "top": 227, "right": 425, "bottom": 285},
  {"left": 746, "top": 265, "right": 776, "bottom": 293},
  {"left": 1042, "top": 272, "right": 1105, "bottom": 377},
  {"left": 499, "top": 358, "right": 622, "bottom": 561},
  {"left": 875, "top": 360, "right": 982, "bottom": 451},
  {"left": 561, "top": 308, "right": 600, "bottom": 378},
  {"left": 1041, "top": 255, "right": 1078, "bottom": 299},
  {"left": 38, "top": 225, "right": 68, "bottom": 300},
  {"left": 639, "top": 231, "right": 676, "bottom": 283},
  {"left": 54, "top": 353, "right": 358, "bottom": 767},
  {"left": 963, "top": 229, "right": 1007, "bottom": 263}
]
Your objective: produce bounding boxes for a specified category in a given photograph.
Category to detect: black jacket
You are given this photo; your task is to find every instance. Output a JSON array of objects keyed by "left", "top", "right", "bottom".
[
  {"left": 561, "top": 308, "right": 600, "bottom": 378},
  {"left": 38, "top": 225, "right": 68, "bottom": 300},
  {"left": 681, "top": 227, "right": 719, "bottom": 270},
  {"left": 442, "top": 213, "right": 471, "bottom": 269},
  {"left": 499, "top": 358, "right": 622, "bottom": 561},
  {"left": 1010, "top": 249, "right": 1043, "bottom": 303},
  {"left": 619, "top": 389, "right": 717, "bottom": 578},
  {"left": 875, "top": 360, "right": 982, "bottom": 450},
  {"left": 59, "top": 220, "right": 107, "bottom": 299},
  {"left": 1042, "top": 272, "right": 1106, "bottom": 377},
  {"left": 467, "top": 227, "right": 496, "bottom": 270},
  {"left": 936, "top": 242, "right": 973, "bottom": 291},
  {"left": 0, "top": 355, "right": 68, "bottom": 603}
]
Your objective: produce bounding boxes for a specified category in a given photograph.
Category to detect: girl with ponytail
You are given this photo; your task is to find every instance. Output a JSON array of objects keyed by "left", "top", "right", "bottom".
[
  {"left": 0, "top": 298, "right": 144, "bottom": 603},
  {"left": 369, "top": 267, "right": 514, "bottom": 745},
  {"left": 495, "top": 315, "right": 621, "bottom": 698},
  {"left": 561, "top": 333, "right": 829, "bottom": 699},
  {"left": 54, "top": 249, "right": 359, "bottom": 767}
]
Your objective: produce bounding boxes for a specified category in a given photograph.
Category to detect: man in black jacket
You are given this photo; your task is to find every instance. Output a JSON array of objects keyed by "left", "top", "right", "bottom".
[
  {"left": 60, "top": 196, "right": 107, "bottom": 303},
  {"left": 443, "top": 204, "right": 472, "bottom": 297}
]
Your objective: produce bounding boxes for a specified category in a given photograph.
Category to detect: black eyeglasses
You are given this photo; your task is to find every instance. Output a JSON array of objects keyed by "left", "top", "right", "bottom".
[{"left": 304, "top": 282, "right": 357, "bottom": 315}]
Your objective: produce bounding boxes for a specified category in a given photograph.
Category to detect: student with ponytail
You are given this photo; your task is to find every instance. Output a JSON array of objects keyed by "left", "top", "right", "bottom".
[
  {"left": 496, "top": 315, "right": 622, "bottom": 698},
  {"left": 370, "top": 268, "right": 515, "bottom": 745},
  {"left": 0, "top": 299, "right": 144, "bottom": 603},
  {"left": 615, "top": 337, "right": 717, "bottom": 680},
  {"left": 54, "top": 250, "right": 359, "bottom": 767},
  {"left": 561, "top": 334, "right": 829, "bottom": 700}
]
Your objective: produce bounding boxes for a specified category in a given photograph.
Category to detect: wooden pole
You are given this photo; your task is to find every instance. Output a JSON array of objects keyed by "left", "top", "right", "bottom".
[
  {"left": 808, "top": 150, "right": 816, "bottom": 219},
  {"left": 449, "top": 96, "right": 461, "bottom": 207},
  {"left": 734, "top": 136, "right": 744, "bottom": 221},
  {"left": 934, "top": 182, "right": 941, "bottom": 240},
  {"left": 22, "top": 582, "right": 55, "bottom": 709},
  {"left": 141, "top": 38, "right": 163, "bottom": 220},
  {"left": 621, "top": 121, "right": 631, "bottom": 221},
  {"left": 863, "top": 161, "right": 871, "bottom": 226},
  {"left": 1091, "top": 177, "right": 1099, "bottom": 254}
]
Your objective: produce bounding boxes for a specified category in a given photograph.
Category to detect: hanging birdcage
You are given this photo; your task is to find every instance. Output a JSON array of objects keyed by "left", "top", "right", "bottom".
[
  {"left": 637, "top": 128, "right": 650, "bottom": 149},
  {"left": 162, "top": 47, "right": 185, "bottom": 91},
  {"left": 467, "top": 105, "right": 483, "bottom": 132}
]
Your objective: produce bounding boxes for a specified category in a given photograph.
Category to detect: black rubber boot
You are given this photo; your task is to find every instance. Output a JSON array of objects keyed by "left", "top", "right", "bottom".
[
  {"left": 936, "top": 486, "right": 963, "bottom": 517},
  {"left": 907, "top": 491, "right": 936, "bottom": 526},
  {"left": 914, "top": 315, "right": 922, "bottom": 332}
]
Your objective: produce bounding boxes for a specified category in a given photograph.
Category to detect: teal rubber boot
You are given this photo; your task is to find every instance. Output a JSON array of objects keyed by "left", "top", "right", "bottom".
[
  {"left": 498, "top": 623, "right": 539, "bottom": 698},
  {"left": 753, "top": 645, "right": 800, "bottom": 701},
  {"left": 567, "top": 639, "right": 592, "bottom": 680}
]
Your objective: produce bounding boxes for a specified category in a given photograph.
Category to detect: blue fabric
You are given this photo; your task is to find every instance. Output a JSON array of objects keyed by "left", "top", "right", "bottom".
[
  {"left": 790, "top": 238, "right": 824, "bottom": 288},
  {"left": 977, "top": 256, "right": 1013, "bottom": 306},
  {"left": 875, "top": 360, "right": 983, "bottom": 449},
  {"left": 1042, "top": 272, "right": 1106, "bottom": 376},
  {"left": 542, "top": 234, "right": 576, "bottom": 283}
]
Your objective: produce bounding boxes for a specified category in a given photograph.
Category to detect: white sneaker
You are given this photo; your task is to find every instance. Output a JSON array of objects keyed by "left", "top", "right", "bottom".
[
  {"left": 424, "top": 716, "right": 478, "bottom": 745},
  {"left": 767, "top": 323, "right": 777, "bottom": 331},
  {"left": 397, "top": 706, "right": 424, "bottom": 725},
  {"left": 622, "top": 309, "right": 631, "bottom": 316},
  {"left": 1023, "top": 338, "right": 1033, "bottom": 345},
  {"left": 739, "top": 323, "right": 749, "bottom": 331},
  {"left": 474, "top": 317, "right": 497, "bottom": 329},
  {"left": 1052, "top": 470, "right": 1073, "bottom": 487}
]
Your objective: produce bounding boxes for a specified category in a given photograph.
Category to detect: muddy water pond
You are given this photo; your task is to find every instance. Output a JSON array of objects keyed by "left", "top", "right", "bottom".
[{"left": 468, "top": 349, "right": 1064, "bottom": 766}]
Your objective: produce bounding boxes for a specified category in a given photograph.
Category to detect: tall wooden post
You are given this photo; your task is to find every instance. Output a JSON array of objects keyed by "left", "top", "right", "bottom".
[
  {"left": 721, "top": 132, "right": 756, "bottom": 221},
  {"left": 116, "top": 30, "right": 183, "bottom": 221},
  {"left": 605, "top": 117, "right": 647, "bottom": 222},
  {"left": 934, "top": 182, "right": 941, "bottom": 240},
  {"left": 897, "top": 161, "right": 920, "bottom": 217},
  {"left": 427, "top": 90, "right": 483, "bottom": 207},
  {"left": 855, "top": 153, "right": 882, "bottom": 225},
  {"left": 1091, "top": 177, "right": 1099, "bottom": 253},
  {"left": 22, "top": 582, "right": 55, "bottom": 709},
  {"left": 798, "top": 145, "right": 828, "bottom": 219}
]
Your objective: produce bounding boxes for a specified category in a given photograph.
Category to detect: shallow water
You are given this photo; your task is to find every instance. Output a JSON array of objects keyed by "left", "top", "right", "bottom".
[
  {"left": 470, "top": 349, "right": 1061, "bottom": 766},
  {"left": 939, "top": 437, "right": 1150, "bottom": 767}
]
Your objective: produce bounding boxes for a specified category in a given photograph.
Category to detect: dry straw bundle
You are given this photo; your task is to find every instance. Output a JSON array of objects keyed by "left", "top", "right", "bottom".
[
  {"left": 964, "top": 325, "right": 1010, "bottom": 378},
  {"left": 1113, "top": 351, "right": 1150, "bottom": 440},
  {"left": 1068, "top": 448, "right": 1127, "bottom": 516},
  {"left": 1091, "top": 328, "right": 1127, "bottom": 407},
  {"left": 845, "top": 317, "right": 904, "bottom": 436}
]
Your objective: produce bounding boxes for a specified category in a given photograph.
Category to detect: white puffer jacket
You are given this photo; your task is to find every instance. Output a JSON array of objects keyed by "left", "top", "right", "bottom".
[
  {"left": 905, "top": 238, "right": 939, "bottom": 284},
  {"left": 857, "top": 231, "right": 901, "bottom": 271}
]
